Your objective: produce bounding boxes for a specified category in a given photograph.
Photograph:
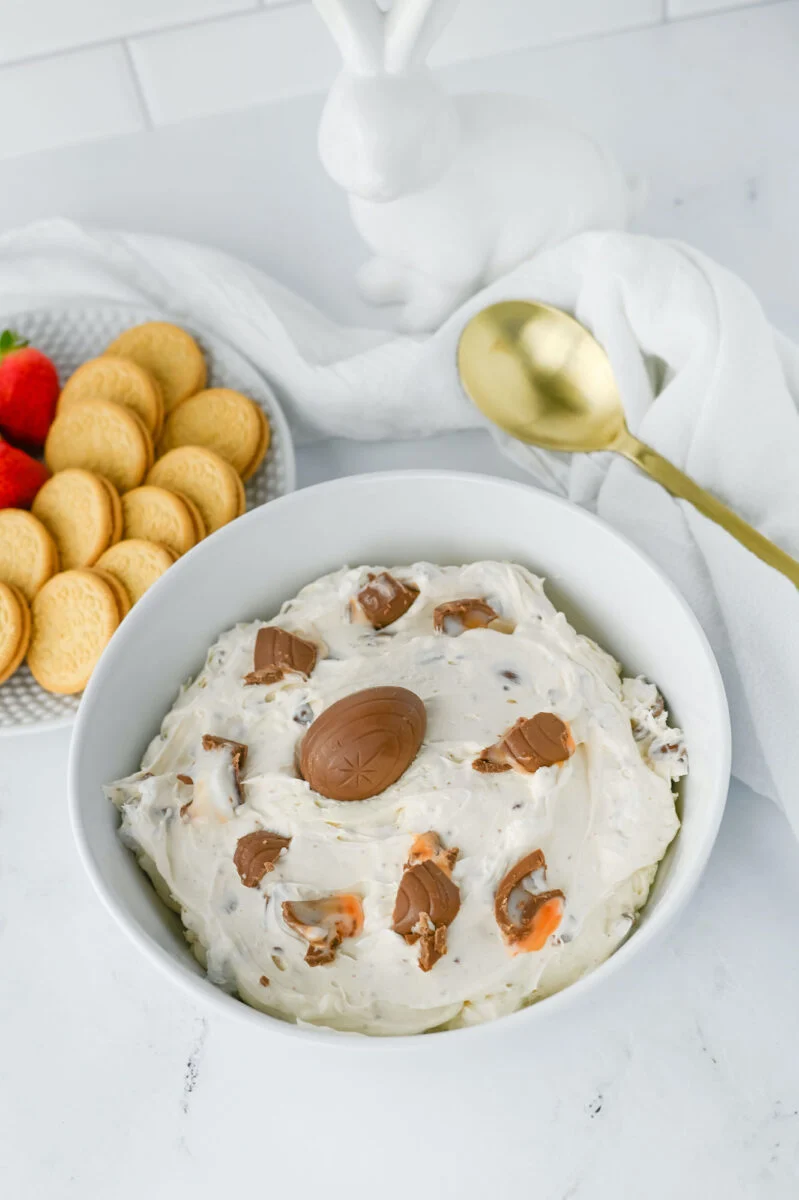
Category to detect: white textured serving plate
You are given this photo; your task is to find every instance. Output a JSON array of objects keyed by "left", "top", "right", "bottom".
[
  {"left": 0, "top": 302, "right": 295, "bottom": 734},
  {"left": 70, "top": 471, "right": 730, "bottom": 1047}
]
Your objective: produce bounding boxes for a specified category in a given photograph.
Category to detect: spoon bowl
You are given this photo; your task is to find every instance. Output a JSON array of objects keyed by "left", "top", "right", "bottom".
[
  {"left": 457, "top": 300, "right": 799, "bottom": 587},
  {"left": 457, "top": 300, "right": 625, "bottom": 452}
]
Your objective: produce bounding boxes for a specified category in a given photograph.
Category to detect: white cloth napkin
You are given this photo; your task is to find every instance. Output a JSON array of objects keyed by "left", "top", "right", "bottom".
[{"left": 1, "top": 219, "right": 797, "bottom": 830}]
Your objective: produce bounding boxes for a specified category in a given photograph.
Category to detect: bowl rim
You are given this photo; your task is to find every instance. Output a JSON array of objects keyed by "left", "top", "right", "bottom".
[{"left": 68, "top": 468, "right": 731, "bottom": 1048}]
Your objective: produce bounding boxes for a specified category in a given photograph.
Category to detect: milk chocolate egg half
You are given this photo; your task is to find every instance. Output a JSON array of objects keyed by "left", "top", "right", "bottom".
[{"left": 299, "top": 686, "right": 426, "bottom": 801}]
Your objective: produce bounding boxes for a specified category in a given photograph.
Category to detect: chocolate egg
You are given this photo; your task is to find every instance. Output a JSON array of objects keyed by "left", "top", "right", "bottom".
[{"left": 299, "top": 685, "right": 426, "bottom": 801}]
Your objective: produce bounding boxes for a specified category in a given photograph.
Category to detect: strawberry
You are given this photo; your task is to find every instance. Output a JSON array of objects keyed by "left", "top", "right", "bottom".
[
  {"left": 0, "top": 330, "right": 59, "bottom": 448},
  {"left": 0, "top": 440, "right": 50, "bottom": 509}
]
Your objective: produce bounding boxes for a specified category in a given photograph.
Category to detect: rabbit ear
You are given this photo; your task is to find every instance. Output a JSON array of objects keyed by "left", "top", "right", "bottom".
[
  {"left": 383, "top": 0, "right": 458, "bottom": 73},
  {"left": 313, "top": 0, "right": 386, "bottom": 74}
]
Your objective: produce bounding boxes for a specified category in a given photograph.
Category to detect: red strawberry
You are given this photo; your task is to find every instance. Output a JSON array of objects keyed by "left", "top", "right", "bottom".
[
  {"left": 0, "top": 330, "right": 59, "bottom": 448},
  {"left": 0, "top": 440, "right": 51, "bottom": 509}
]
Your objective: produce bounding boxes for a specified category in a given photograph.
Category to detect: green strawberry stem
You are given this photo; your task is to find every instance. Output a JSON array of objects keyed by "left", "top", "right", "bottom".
[{"left": 0, "top": 330, "right": 29, "bottom": 359}]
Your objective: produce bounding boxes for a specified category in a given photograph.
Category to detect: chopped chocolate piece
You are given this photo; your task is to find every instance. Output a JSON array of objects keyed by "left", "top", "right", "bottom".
[
  {"left": 177, "top": 771, "right": 193, "bottom": 818},
  {"left": 393, "top": 860, "right": 461, "bottom": 940},
  {"left": 282, "top": 894, "right": 364, "bottom": 966},
  {"left": 433, "top": 598, "right": 498, "bottom": 636},
  {"left": 392, "top": 839, "right": 460, "bottom": 972},
  {"left": 234, "top": 830, "right": 291, "bottom": 887},
  {"left": 651, "top": 738, "right": 682, "bottom": 756},
  {"left": 304, "top": 943, "right": 337, "bottom": 967},
  {"left": 201, "top": 734, "right": 248, "bottom": 802},
  {"left": 500, "top": 669, "right": 521, "bottom": 683},
  {"left": 649, "top": 735, "right": 688, "bottom": 769},
  {"left": 356, "top": 572, "right": 419, "bottom": 629},
  {"left": 473, "top": 712, "right": 574, "bottom": 775},
  {"left": 503, "top": 713, "right": 575, "bottom": 773},
  {"left": 494, "top": 849, "right": 564, "bottom": 953},
  {"left": 259, "top": 975, "right": 270, "bottom": 987},
  {"left": 298, "top": 686, "right": 426, "bottom": 801},
  {"left": 472, "top": 753, "right": 512, "bottom": 773},
  {"left": 416, "top": 914, "right": 449, "bottom": 972},
  {"left": 244, "top": 626, "right": 318, "bottom": 685}
]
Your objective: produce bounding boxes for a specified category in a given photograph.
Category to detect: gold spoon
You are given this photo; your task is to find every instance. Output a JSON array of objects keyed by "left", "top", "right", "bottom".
[{"left": 458, "top": 299, "right": 799, "bottom": 586}]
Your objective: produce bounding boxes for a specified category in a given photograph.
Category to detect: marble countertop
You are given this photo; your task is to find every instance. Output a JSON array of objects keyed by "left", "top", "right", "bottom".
[
  {"left": 4, "top": 436, "right": 799, "bottom": 1200},
  {"left": 2, "top": 4, "right": 799, "bottom": 1197}
]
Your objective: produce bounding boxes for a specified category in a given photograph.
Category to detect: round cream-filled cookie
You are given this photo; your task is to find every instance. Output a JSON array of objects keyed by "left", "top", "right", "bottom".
[
  {"left": 0, "top": 509, "right": 59, "bottom": 601},
  {"left": 0, "top": 581, "right": 31, "bottom": 685},
  {"left": 32, "top": 469, "right": 119, "bottom": 569},
  {"left": 28, "top": 569, "right": 120, "bottom": 694},
  {"left": 104, "top": 322, "right": 206, "bottom": 415}
]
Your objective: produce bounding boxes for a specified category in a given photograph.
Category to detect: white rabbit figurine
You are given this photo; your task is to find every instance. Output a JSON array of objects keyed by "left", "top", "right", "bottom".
[{"left": 314, "top": 0, "right": 639, "bottom": 332}]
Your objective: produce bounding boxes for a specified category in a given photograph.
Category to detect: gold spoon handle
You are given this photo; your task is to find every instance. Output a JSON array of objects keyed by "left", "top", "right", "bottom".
[{"left": 614, "top": 431, "right": 799, "bottom": 587}]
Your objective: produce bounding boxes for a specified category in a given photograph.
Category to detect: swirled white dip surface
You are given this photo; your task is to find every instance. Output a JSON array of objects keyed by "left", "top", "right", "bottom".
[{"left": 107, "top": 563, "right": 685, "bottom": 1036}]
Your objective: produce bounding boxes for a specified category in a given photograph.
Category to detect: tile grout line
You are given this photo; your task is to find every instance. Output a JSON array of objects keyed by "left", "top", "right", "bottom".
[
  {"left": 121, "top": 40, "right": 154, "bottom": 131},
  {"left": 0, "top": 2, "right": 263, "bottom": 72},
  {"left": 0, "top": 0, "right": 787, "bottom": 73},
  {"left": 0, "top": 8, "right": 669, "bottom": 100},
  {"left": 0, "top": 0, "right": 788, "bottom": 144},
  {"left": 662, "top": 0, "right": 791, "bottom": 23},
  {"left": 0, "top": 0, "right": 780, "bottom": 76},
  {"left": 440, "top": 12, "right": 676, "bottom": 68},
  {"left": 121, "top": 13, "right": 673, "bottom": 132}
]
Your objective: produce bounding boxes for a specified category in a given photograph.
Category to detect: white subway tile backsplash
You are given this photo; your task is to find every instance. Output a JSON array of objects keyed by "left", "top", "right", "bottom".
[
  {"left": 130, "top": 6, "right": 340, "bottom": 124},
  {"left": 0, "top": 0, "right": 258, "bottom": 66},
  {"left": 667, "top": 0, "right": 769, "bottom": 15},
  {"left": 431, "top": 0, "right": 664, "bottom": 66},
  {"left": 0, "top": 44, "right": 144, "bottom": 159},
  {"left": 130, "top": 0, "right": 665, "bottom": 128},
  {"left": 0, "top": 0, "right": 770, "bottom": 158}
]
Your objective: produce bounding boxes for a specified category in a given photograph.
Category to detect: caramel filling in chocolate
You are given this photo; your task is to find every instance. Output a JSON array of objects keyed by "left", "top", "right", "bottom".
[
  {"left": 433, "top": 598, "right": 498, "bottom": 636},
  {"left": 282, "top": 894, "right": 364, "bottom": 966},
  {"left": 494, "top": 849, "right": 564, "bottom": 953}
]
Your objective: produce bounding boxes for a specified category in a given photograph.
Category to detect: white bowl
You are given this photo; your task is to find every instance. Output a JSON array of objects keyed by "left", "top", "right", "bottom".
[{"left": 69, "top": 471, "right": 730, "bottom": 1045}]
